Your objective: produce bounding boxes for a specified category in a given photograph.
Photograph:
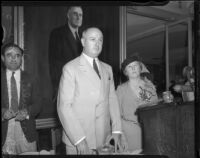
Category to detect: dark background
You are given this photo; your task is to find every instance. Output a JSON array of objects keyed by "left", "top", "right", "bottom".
[{"left": 23, "top": 6, "right": 120, "bottom": 118}]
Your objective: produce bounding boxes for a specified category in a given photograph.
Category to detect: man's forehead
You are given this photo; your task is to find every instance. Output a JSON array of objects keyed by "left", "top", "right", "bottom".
[
  {"left": 5, "top": 47, "right": 22, "bottom": 54},
  {"left": 86, "top": 29, "right": 103, "bottom": 38},
  {"left": 70, "top": 7, "right": 83, "bottom": 13}
]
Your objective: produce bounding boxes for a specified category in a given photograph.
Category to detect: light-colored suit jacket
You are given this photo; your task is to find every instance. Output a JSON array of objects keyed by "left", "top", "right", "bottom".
[{"left": 57, "top": 53, "right": 122, "bottom": 149}]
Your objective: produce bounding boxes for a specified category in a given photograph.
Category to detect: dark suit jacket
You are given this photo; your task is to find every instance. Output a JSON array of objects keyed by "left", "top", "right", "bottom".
[
  {"left": 48, "top": 24, "right": 82, "bottom": 96},
  {"left": 1, "top": 69, "right": 42, "bottom": 146}
]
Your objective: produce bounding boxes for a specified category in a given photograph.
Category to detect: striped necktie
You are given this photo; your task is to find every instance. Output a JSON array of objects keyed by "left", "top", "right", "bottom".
[
  {"left": 75, "top": 31, "right": 80, "bottom": 41},
  {"left": 93, "top": 59, "right": 101, "bottom": 79},
  {"left": 11, "top": 72, "right": 18, "bottom": 113},
  {"left": 75, "top": 31, "right": 82, "bottom": 54}
]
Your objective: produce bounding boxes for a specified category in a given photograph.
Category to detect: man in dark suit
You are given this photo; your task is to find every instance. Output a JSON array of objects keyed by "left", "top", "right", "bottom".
[
  {"left": 1, "top": 43, "right": 42, "bottom": 154},
  {"left": 48, "top": 6, "right": 83, "bottom": 102}
]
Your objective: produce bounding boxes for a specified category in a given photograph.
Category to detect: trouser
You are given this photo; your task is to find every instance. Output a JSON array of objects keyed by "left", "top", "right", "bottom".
[{"left": 2, "top": 119, "right": 37, "bottom": 155}]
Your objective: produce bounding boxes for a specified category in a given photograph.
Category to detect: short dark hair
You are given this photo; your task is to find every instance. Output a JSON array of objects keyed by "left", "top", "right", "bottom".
[{"left": 1, "top": 43, "right": 24, "bottom": 56}]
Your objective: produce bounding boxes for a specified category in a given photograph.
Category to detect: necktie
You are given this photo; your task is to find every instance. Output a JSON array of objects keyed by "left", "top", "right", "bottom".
[
  {"left": 75, "top": 31, "right": 80, "bottom": 41},
  {"left": 11, "top": 72, "right": 18, "bottom": 113},
  {"left": 93, "top": 59, "right": 101, "bottom": 79},
  {"left": 75, "top": 31, "right": 82, "bottom": 50}
]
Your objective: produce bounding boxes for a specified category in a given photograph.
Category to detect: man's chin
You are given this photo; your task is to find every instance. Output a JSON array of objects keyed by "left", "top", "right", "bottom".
[
  {"left": 8, "top": 66, "right": 20, "bottom": 71},
  {"left": 93, "top": 52, "right": 101, "bottom": 57},
  {"left": 75, "top": 23, "right": 82, "bottom": 27}
]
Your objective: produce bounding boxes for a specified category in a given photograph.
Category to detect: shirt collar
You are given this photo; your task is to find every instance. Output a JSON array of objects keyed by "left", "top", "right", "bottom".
[
  {"left": 68, "top": 22, "right": 78, "bottom": 36},
  {"left": 6, "top": 68, "right": 21, "bottom": 78},
  {"left": 82, "top": 53, "right": 99, "bottom": 67}
]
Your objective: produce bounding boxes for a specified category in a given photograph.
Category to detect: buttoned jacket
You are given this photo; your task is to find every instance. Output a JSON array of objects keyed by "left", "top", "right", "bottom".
[{"left": 57, "top": 54, "right": 122, "bottom": 149}]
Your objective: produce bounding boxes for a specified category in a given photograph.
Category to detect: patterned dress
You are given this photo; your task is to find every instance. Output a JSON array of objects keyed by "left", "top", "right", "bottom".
[{"left": 116, "top": 78, "right": 158, "bottom": 152}]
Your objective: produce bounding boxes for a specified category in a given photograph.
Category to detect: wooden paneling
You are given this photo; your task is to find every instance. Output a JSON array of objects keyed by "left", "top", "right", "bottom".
[
  {"left": 23, "top": 6, "right": 120, "bottom": 118},
  {"left": 137, "top": 102, "right": 194, "bottom": 158},
  {"left": 2, "top": 6, "right": 14, "bottom": 44},
  {"left": 176, "top": 104, "right": 194, "bottom": 158}
]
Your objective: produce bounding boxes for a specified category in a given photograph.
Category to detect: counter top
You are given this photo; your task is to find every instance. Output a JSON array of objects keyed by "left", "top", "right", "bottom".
[{"left": 136, "top": 101, "right": 194, "bottom": 113}]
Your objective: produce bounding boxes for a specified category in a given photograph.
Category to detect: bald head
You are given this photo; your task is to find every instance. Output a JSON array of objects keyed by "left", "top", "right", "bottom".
[
  {"left": 82, "top": 27, "right": 103, "bottom": 38},
  {"left": 81, "top": 27, "right": 103, "bottom": 58}
]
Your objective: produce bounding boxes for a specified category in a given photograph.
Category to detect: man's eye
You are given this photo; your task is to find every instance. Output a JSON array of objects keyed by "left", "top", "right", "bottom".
[
  {"left": 89, "top": 38, "right": 95, "bottom": 41},
  {"left": 6, "top": 54, "right": 12, "bottom": 58},
  {"left": 73, "top": 12, "right": 78, "bottom": 16},
  {"left": 16, "top": 54, "right": 21, "bottom": 58}
]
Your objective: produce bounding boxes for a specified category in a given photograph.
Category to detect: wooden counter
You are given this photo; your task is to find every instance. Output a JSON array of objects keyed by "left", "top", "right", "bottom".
[{"left": 136, "top": 101, "right": 194, "bottom": 158}]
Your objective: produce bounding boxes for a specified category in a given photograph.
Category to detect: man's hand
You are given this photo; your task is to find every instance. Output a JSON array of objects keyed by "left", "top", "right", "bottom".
[
  {"left": 120, "top": 133, "right": 129, "bottom": 152},
  {"left": 15, "top": 109, "right": 28, "bottom": 121},
  {"left": 106, "top": 133, "right": 128, "bottom": 153},
  {"left": 3, "top": 109, "right": 16, "bottom": 120},
  {"left": 76, "top": 139, "right": 90, "bottom": 155},
  {"left": 109, "top": 133, "right": 121, "bottom": 152}
]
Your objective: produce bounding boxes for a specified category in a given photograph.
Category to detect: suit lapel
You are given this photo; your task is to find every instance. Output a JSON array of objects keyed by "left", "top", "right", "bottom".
[
  {"left": 1, "top": 70, "right": 30, "bottom": 110},
  {"left": 79, "top": 54, "right": 101, "bottom": 89},
  {"left": 64, "top": 24, "right": 80, "bottom": 56},
  {"left": 19, "top": 70, "right": 24, "bottom": 109},
  {"left": 98, "top": 62, "right": 108, "bottom": 102},
  {"left": 19, "top": 70, "right": 31, "bottom": 109},
  {"left": 1, "top": 70, "right": 9, "bottom": 109}
]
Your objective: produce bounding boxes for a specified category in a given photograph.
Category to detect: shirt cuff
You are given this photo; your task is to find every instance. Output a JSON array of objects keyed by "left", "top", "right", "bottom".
[
  {"left": 112, "top": 131, "right": 122, "bottom": 134},
  {"left": 74, "top": 136, "right": 86, "bottom": 146}
]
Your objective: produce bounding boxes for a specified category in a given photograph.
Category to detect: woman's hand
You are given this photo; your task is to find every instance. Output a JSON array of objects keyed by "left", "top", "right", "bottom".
[{"left": 173, "top": 85, "right": 182, "bottom": 93}]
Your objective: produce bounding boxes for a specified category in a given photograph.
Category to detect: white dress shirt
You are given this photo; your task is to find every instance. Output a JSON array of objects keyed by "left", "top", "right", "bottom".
[
  {"left": 6, "top": 69, "right": 21, "bottom": 108},
  {"left": 82, "top": 53, "right": 100, "bottom": 70},
  {"left": 68, "top": 22, "right": 80, "bottom": 40},
  {"left": 6, "top": 69, "right": 29, "bottom": 119}
]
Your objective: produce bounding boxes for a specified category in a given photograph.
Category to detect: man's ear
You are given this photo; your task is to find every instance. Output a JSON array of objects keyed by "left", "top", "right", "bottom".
[
  {"left": 1, "top": 55, "right": 5, "bottom": 62},
  {"left": 67, "top": 10, "right": 70, "bottom": 20},
  {"left": 81, "top": 38, "right": 84, "bottom": 47}
]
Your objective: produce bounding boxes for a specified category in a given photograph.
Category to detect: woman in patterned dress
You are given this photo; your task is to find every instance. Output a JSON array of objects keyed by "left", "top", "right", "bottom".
[{"left": 116, "top": 55, "right": 158, "bottom": 153}]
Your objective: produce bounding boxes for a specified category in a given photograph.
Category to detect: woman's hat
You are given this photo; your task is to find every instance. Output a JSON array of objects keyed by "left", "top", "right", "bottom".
[
  {"left": 121, "top": 55, "right": 141, "bottom": 72},
  {"left": 121, "top": 55, "right": 149, "bottom": 73}
]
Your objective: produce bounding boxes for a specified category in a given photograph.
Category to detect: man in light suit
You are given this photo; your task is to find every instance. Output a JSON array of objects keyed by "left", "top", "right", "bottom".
[
  {"left": 57, "top": 27, "right": 123, "bottom": 154},
  {"left": 49, "top": 6, "right": 83, "bottom": 102}
]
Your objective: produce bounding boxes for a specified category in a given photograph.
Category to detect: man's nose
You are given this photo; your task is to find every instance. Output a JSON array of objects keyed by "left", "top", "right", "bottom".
[
  {"left": 77, "top": 14, "right": 82, "bottom": 19},
  {"left": 95, "top": 40, "right": 102, "bottom": 46},
  {"left": 131, "top": 66, "right": 136, "bottom": 70},
  {"left": 11, "top": 55, "right": 17, "bottom": 60}
]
